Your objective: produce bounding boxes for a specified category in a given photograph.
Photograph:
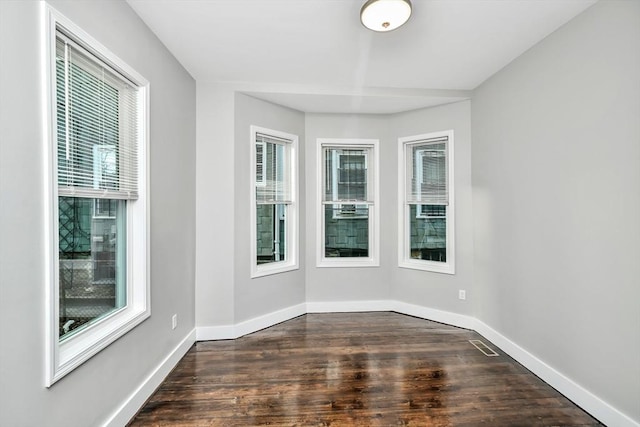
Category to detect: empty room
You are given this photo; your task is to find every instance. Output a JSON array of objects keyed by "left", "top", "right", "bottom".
[{"left": 0, "top": 0, "right": 638, "bottom": 426}]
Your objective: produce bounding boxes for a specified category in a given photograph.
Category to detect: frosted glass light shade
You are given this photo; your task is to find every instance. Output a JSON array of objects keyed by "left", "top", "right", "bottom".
[{"left": 360, "top": 0, "right": 412, "bottom": 32}]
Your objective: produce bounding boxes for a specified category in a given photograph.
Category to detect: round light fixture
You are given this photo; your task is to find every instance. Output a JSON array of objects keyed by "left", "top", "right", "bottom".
[{"left": 360, "top": 0, "right": 412, "bottom": 32}]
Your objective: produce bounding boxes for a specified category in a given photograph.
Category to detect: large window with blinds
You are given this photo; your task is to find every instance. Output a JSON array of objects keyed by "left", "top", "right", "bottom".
[
  {"left": 45, "top": 8, "right": 149, "bottom": 385},
  {"left": 317, "top": 139, "right": 379, "bottom": 267},
  {"left": 250, "top": 126, "right": 298, "bottom": 278},
  {"left": 398, "top": 131, "right": 455, "bottom": 274}
]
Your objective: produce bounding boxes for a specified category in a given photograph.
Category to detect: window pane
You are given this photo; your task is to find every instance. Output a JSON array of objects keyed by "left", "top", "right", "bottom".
[
  {"left": 256, "top": 204, "right": 287, "bottom": 264},
  {"left": 324, "top": 148, "right": 368, "bottom": 202},
  {"left": 324, "top": 205, "right": 369, "bottom": 258},
  {"left": 59, "top": 197, "right": 126, "bottom": 340},
  {"left": 409, "top": 204, "right": 446, "bottom": 262},
  {"left": 256, "top": 139, "right": 290, "bottom": 203},
  {"left": 408, "top": 142, "right": 447, "bottom": 204}
]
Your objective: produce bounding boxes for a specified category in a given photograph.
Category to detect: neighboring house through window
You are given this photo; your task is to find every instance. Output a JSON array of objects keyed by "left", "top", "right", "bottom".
[
  {"left": 330, "top": 150, "right": 368, "bottom": 219},
  {"left": 398, "top": 131, "right": 455, "bottom": 274}
]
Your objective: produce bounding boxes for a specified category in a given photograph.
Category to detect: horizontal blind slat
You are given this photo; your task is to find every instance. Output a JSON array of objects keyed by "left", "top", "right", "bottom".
[
  {"left": 406, "top": 139, "right": 448, "bottom": 205},
  {"left": 255, "top": 134, "right": 292, "bottom": 203}
]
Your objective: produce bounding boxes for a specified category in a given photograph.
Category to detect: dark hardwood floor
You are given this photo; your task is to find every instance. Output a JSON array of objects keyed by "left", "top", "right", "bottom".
[{"left": 129, "top": 312, "right": 601, "bottom": 426}]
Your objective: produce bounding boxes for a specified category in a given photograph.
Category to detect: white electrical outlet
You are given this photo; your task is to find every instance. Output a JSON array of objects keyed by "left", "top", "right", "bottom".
[
  {"left": 458, "top": 290, "right": 466, "bottom": 300},
  {"left": 172, "top": 314, "right": 177, "bottom": 330}
]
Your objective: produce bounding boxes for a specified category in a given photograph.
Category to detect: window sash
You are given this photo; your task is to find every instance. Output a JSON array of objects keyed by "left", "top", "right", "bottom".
[
  {"left": 323, "top": 204, "right": 370, "bottom": 258},
  {"left": 56, "top": 32, "right": 139, "bottom": 200},
  {"left": 256, "top": 203, "right": 288, "bottom": 264},
  {"left": 323, "top": 147, "right": 371, "bottom": 203},
  {"left": 406, "top": 138, "right": 448, "bottom": 205},
  {"left": 255, "top": 133, "right": 292, "bottom": 203},
  {"left": 58, "top": 197, "right": 127, "bottom": 341}
]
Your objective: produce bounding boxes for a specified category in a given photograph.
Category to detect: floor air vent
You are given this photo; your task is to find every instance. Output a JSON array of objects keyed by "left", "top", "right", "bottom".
[{"left": 469, "top": 340, "right": 499, "bottom": 357}]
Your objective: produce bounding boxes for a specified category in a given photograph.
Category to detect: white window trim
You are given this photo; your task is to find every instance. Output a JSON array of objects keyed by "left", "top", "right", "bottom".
[
  {"left": 398, "top": 130, "right": 455, "bottom": 274},
  {"left": 42, "top": 4, "right": 150, "bottom": 387},
  {"left": 250, "top": 126, "right": 299, "bottom": 278},
  {"left": 317, "top": 138, "right": 380, "bottom": 268}
]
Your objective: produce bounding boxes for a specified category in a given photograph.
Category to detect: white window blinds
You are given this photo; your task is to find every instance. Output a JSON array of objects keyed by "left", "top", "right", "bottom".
[
  {"left": 406, "top": 137, "right": 448, "bottom": 205},
  {"left": 255, "top": 141, "right": 265, "bottom": 185},
  {"left": 255, "top": 133, "right": 291, "bottom": 204},
  {"left": 56, "top": 32, "right": 139, "bottom": 200}
]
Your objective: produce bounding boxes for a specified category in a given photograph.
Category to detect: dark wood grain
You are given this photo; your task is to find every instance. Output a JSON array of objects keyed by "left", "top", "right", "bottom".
[{"left": 129, "top": 312, "right": 601, "bottom": 426}]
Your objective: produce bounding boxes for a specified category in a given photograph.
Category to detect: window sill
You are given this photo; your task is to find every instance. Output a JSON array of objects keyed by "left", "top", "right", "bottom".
[
  {"left": 48, "top": 304, "right": 150, "bottom": 386},
  {"left": 252, "top": 261, "right": 299, "bottom": 278},
  {"left": 398, "top": 259, "right": 455, "bottom": 275},
  {"left": 317, "top": 258, "right": 379, "bottom": 268}
]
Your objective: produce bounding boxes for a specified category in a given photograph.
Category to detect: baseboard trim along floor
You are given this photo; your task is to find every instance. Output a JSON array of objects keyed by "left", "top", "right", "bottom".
[{"left": 108, "top": 301, "right": 638, "bottom": 427}]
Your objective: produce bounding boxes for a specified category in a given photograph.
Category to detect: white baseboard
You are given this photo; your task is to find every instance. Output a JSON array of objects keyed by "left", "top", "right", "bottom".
[
  {"left": 196, "top": 303, "right": 307, "bottom": 341},
  {"left": 473, "top": 320, "right": 639, "bottom": 427},
  {"left": 194, "top": 301, "right": 639, "bottom": 427},
  {"left": 235, "top": 303, "right": 307, "bottom": 338},
  {"left": 196, "top": 324, "right": 235, "bottom": 341},
  {"left": 392, "top": 300, "right": 476, "bottom": 330},
  {"left": 306, "top": 300, "right": 391, "bottom": 313},
  {"left": 103, "top": 328, "right": 196, "bottom": 427},
  {"left": 305, "top": 300, "right": 476, "bottom": 330}
]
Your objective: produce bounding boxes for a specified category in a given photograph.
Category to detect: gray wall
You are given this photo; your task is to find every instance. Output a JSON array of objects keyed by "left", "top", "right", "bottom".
[
  {"left": 0, "top": 1, "right": 196, "bottom": 426},
  {"left": 471, "top": 0, "right": 640, "bottom": 422},
  {"left": 304, "top": 114, "right": 394, "bottom": 302},
  {"left": 195, "top": 82, "right": 236, "bottom": 327},
  {"left": 391, "top": 101, "right": 474, "bottom": 314},
  {"left": 304, "top": 104, "right": 473, "bottom": 313},
  {"left": 233, "top": 93, "right": 306, "bottom": 322}
]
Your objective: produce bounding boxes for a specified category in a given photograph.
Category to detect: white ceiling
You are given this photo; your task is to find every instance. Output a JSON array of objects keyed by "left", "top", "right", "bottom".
[{"left": 127, "top": 0, "right": 597, "bottom": 114}]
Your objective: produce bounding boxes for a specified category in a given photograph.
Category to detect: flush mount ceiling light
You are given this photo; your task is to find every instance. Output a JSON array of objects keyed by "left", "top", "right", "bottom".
[{"left": 360, "top": 0, "right": 412, "bottom": 32}]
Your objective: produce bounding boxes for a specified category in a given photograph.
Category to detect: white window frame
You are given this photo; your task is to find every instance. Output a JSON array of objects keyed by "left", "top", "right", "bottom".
[
  {"left": 317, "top": 138, "right": 379, "bottom": 268},
  {"left": 398, "top": 130, "right": 455, "bottom": 274},
  {"left": 43, "top": 4, "right": 150, "bottom": 386},
  {"left": 250, "top": 126, "right": 299, "bottom": 278}
]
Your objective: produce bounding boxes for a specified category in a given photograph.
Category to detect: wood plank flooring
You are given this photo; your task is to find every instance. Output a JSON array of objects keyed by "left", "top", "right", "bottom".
[{"left": 129, "top": 312, "right": 602, "bottom": 426}]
